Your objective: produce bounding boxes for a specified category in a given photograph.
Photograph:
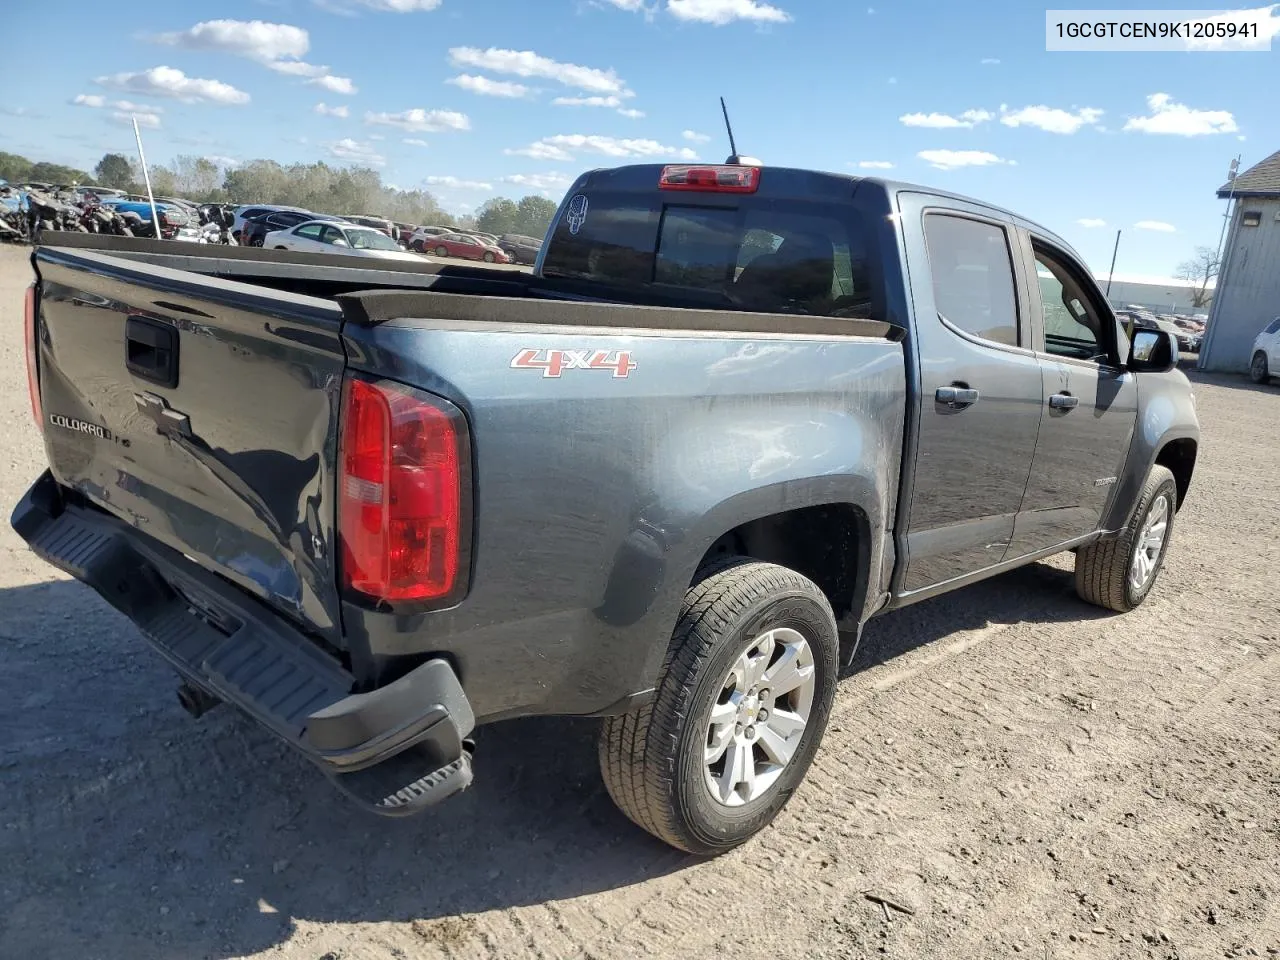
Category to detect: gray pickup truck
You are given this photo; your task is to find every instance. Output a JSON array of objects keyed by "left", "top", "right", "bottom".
[{"left": 14, "top": 162, "right": 1198, "bottom": 854}]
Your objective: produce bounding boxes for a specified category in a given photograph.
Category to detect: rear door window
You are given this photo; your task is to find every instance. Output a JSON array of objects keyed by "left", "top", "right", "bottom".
[{"left": 922, "top": 214, "right": 1020, "bottom": 347}]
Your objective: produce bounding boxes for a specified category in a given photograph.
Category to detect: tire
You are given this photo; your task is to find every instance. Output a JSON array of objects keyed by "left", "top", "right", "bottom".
[
  {"left": 1250, "top": 351, "right": 1270, "bottom": 384},
  {"left": 411, "top": 240, "right": 424, "bottom": 252},
  {"left": 434, "top": 245, "right": 448, "bottom": 257},
  {"left": 599, "top": 559, "right": 839, "bottom": 855},
  {"left": 1075, "top": 465, "right": 1177, "bottom": 613},
  {"left": 483, "top": 251, "right": 496, "bottom": 263},
  {"left": 273, "top": 245, "right": 288, "bottom": 250}
]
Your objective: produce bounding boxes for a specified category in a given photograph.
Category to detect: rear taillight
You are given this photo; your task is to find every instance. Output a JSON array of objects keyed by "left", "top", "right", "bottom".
[
  {"left": 23, "top": 283, "right": 41, "bottom": 427},
  {"left": 339, "top": 377, "right": 468, "bottom": 605},
  {"left": 659, "top": 164, "right": 761, "bottom": 193}
]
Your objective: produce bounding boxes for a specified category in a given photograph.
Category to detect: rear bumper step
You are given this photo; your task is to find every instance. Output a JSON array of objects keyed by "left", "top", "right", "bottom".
[{"left": 12, "top": 472, "right": 475, "bottom": 816}]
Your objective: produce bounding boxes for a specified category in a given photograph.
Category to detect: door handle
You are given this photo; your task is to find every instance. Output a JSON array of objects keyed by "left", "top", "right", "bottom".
[
  {"left": 1049, "top": 392, "right": 1079, "bottom": 410},
  {"left": 935, "top": 385, "right": 980, "bottom": 408}
]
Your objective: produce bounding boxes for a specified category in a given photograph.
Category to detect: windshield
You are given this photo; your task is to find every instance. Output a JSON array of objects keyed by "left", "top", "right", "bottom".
[
  {"left": 347, "top": 228, "right": 400, "bottom": 250},
  {"left": 540, "top": 191, "right": 875, "bottom": 319}
]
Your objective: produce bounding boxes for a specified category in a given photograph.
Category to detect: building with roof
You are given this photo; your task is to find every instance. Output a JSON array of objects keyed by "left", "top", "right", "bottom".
[{"left": 1198, "top": 150, "right": 1280, "bottom": 373}]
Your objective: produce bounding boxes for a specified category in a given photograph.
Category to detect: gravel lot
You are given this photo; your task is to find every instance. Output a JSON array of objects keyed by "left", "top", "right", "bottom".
[{"left": 1, "top": 243, "right": 1276, "bottom": 960}]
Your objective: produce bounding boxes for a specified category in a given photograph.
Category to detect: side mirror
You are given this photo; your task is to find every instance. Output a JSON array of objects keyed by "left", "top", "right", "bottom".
[
  {"left": 1128, "top": 329, "right": 1178, "bottom": 373},
  {"left": 331, "top": 238, "right": 349, "bottom": 247}
]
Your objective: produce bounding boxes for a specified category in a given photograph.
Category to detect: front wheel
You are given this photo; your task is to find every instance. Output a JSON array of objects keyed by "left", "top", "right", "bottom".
[
  {"left": 483, "top": 251, "right": 496, "bottom": 263},
  {"left": 411, "top": 240, "right": 424, "bottom": 252},
  {"left": 1075, "top": 465, "right": 1177, "bottom": 612},
  {"left": 599, "top": 559, "right": 838, "bottom": 854},
  {"left": 1250, "top": 351, "right": 1270, "bottom": 384}
]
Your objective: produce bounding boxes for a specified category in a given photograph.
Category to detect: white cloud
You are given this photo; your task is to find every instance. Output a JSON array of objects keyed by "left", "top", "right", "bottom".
[
  {"left": 307, "top": 74, "right": 358, "bottom": 95},
  {"left": 268, "top": 60, "right": 330, "bottom": 77},
  {"left": 1000, "top": 105, "right": 1103, "bottom": 134},
  {"left": 501, "top": 172, "right": 574, "bottom": 190},
  {"left": 1076, "top": 218, "right": 1107, "bottom": 228},
  {"left": 153, "top": 19, "right": 309, "bottom": 62},
  {"left": 368, "top": 134, "right": 385, "bottom": 141},
  {"left": 980, "top": 57, "right": 1000, "bottom": 64},
  {"left": 365, "top": 108, "right": 470, "bottom": 132},
  {"left": 665, "top": 0, "right": 791, "bottom": 24},
  {"left": 97, "top": 67, "right": 249, "bottom": 105},
  {"left": 683, "top": 129, "right": 711, "bottom": 143},
  {"left": 424, "top": 175, "right": 493, "bottom": 190},
  {"left": 1123, "top": 93, "right": 1238, "bottom": 137},
  {"left": 900, "top": 109, "right": 992, "bottom": 129},
  {"left": 553, "top": 95, "right": 624, "bottom": 108},
  {"left": 328, "top": 138, "right": 385, "bottom": 165},
  {"left": 1135, "top": 220, "right": 1176, "bottom": 232},
  {"left": 349, "top": 0, "right": 442, "bottom": 9},
  {"left": 857, "top": 160, "right": 894, "bottom": 169},
  {"left": 448, "top": 46, "right": 628, "bottom": 95},
  {"left": 446, "top": 74, "right": 529, "bottom": 98},
  {"left": 917, "top": 149, "right": 1013, "bottom": 170},
  {"left": 204, "top": 155, "right": 240, "bottom": 168},
  {"left": 73, "top": 94, "right": 165, "bottom": 116},
  {"left": 507, "top": 134, "right": 699, "bottom": 162},
  {"left": 111, "top": 111, "right": 162, "bottom": 129},
  {"left": 314, "top": 102, "right": 349, "bottom": 118},
  {"left": 600, "top": 0, "right": 647, "bottom": 8},
  {"left": 403, "top": 138, "right": 429, "bottom": 146},
  {"left": 617, "top": 108, "right": 646, "bottom": 119}
]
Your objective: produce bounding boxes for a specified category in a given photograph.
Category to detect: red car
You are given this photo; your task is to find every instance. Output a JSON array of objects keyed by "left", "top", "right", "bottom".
[{"left": 425, "top": 232, "right": 511, "bottom": 263}]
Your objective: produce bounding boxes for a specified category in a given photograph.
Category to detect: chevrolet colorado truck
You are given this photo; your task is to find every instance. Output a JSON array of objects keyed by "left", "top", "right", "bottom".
[{"left": 14, "top": 162, "right": 1199, "bottom": 854}]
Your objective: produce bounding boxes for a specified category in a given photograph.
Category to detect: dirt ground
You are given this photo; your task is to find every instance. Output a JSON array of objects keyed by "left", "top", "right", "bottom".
[{"left": 0, "top": 243, "right": 1276, "bottom": 960}]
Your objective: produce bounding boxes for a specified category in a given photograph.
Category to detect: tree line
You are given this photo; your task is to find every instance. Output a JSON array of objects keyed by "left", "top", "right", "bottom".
[{"left": 2, "top": 149, "right": 563, "bottom": 239}]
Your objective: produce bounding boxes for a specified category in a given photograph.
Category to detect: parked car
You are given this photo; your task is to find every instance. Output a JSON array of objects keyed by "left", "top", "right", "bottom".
[
  {"left": 1249, "top": 316, "right": 1280, "bottom": 384},
  {"left": 241, "top": 210, "right": 341, "bottom": 247},
  {"left": 342, "top": 215, "right": 396, "bottom": 237},
  {"left": 231, "top": 204, "right": 307, "bottom": 243},
  {"left": 263, "top": 219, "right": 422, "bottom": 261},
  {"left": 1154, "top": 316, "right": 1197, "bottom": 353},
  {"left": 498, "top": 233, "right": 543, "bottom": 265},
  {"left": 407, "top": 225, "right": 454, "bottom": 251},
  {"left": 424, "top": 232, "right": 510, "bottom": 263},
  {"left": 97, "top": 196, "right": 193, "bottom": 240},
  {"left": 17, "top": 161, "right": 1198, "bottom": 855}
]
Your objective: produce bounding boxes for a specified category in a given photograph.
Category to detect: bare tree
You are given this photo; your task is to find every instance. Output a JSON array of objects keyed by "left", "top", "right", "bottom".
[{"left": 1174, "top": 246, "right": 1220, "bottom": 309}]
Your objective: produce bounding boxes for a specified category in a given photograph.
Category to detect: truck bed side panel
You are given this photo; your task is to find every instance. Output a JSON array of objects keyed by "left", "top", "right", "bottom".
[
  {"left": 342, "top": 318, "right": 905, "bottom": 721},
  {"left": 33, "top": 247, "right": 348, "bottom": 643}
]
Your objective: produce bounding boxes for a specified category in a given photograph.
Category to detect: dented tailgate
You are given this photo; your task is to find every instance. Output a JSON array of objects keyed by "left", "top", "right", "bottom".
[{"left": 32, "top": 247, "right": 348, "bottom": 645}]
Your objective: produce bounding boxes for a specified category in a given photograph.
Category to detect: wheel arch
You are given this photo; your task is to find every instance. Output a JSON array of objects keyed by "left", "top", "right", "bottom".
[{"left": 1154, "top": 437, "right": 1197, "bottom": 509}]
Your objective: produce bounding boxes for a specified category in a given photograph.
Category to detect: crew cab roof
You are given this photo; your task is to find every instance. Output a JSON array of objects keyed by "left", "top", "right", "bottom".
[{"left": 572, "top": 163, "right": 1078, "bottom": 264}]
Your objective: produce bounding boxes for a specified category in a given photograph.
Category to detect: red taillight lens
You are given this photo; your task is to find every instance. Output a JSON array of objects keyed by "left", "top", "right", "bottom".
[
  {"left": 659, "top": 164, "right": 761, "bottom": 193},
  {"left": 24, "top": 283, "right": 41, "bottom": 427},
  {"left": 339, "top": 378, "right": 466, "bottom": 604}
]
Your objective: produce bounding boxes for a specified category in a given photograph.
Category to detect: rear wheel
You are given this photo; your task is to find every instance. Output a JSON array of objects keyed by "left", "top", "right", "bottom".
[
  {"left": 1250, "top": 351, "right": 1270, "bottom": 384},
  {"left": 1075, "top": 465, "right": 1177, "bottom": 612},
  {"left": 434, "top": 245, "right": 448, "bottom": 257},
  {"left": 599, "top": 559, "right": 838, "bottom": 854}
]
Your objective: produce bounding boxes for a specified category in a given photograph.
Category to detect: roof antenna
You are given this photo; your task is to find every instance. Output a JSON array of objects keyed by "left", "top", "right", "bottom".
[{"left": 720, "top": 97, "right": 761, "bottom": 166}]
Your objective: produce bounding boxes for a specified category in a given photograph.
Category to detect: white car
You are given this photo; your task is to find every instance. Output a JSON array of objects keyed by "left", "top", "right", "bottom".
[
  {"left": 1250, "top": 316, "right": 1280, "bottom": 384},
  {"left": 263, "top": 220, "right": 424, "bottom": 262}
]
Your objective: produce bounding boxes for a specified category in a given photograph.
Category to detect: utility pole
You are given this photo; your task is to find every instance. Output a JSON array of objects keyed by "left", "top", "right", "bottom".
[{"left": 1105, "top": 229, "right": 1121, "bottom": 297}]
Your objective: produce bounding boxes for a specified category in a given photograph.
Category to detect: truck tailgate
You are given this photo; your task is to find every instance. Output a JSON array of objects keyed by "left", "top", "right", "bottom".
[{"left": 32, "top": 247, "right": 348, "bottom": 644}]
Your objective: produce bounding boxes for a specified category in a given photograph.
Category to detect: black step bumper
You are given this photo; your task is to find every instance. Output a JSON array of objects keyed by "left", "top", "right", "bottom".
[{"left": 12, "top": 471, "right": 475, "bottom": 816}]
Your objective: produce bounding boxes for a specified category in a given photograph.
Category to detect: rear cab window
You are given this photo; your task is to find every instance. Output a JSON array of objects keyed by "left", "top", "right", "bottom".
[{"left": 539, "top": 168, "right": 879, "bottom": 320}]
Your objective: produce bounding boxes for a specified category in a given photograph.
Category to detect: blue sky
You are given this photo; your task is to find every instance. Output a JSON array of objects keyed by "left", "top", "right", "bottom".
[{"left": 1, "top": 0, "right": 1276, "bottom": 278}]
